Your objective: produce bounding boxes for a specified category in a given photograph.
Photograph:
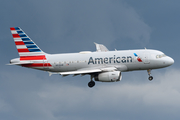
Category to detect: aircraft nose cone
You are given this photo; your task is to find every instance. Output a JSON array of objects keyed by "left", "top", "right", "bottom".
[{"left": 166, "top": 57, "right": 174, "bottom": 66}]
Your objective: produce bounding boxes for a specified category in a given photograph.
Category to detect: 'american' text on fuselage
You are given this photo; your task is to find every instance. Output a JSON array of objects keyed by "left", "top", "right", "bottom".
[{"left": 88, "top": 55, "right": 133, "bottom": 64}]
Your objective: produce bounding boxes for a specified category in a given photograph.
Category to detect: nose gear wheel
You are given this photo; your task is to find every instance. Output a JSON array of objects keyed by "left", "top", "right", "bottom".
[{"left": 147, "top": 69, "right": 153, "bottom": 81}]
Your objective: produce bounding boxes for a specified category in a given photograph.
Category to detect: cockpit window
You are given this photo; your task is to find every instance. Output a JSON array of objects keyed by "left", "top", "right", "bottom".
[{"left": 156, "top": 54, "right": 166, "bottom": 58}]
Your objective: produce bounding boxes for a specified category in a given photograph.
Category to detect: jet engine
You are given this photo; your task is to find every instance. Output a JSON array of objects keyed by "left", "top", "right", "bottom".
[{"left": 94, "top": 71, "right": 122, "bottom": 82}]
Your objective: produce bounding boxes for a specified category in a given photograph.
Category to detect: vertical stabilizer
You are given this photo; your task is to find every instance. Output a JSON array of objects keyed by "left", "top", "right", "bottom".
[{"left": 10, "top": 27, "right": 46, "bottom": 57}]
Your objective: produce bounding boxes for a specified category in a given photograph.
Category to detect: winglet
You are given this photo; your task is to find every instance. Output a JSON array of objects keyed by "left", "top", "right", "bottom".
[
  {"left": 49, "top": 72, "right": 52, "bottom": 76},
  {"left": 48, "top": 72, "right": 59, "bottom": 76},
  {"left": 94, "top": 42, "right": 109, "bottom": 52}
]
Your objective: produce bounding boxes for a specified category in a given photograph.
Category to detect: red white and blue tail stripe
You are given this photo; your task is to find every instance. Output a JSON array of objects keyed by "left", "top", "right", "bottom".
[
  {"left": 10, "top": 27, "right": 45, "bottom": 57},
  {"left": 10, "top": 27, "right": 52, "bottom": 68}
]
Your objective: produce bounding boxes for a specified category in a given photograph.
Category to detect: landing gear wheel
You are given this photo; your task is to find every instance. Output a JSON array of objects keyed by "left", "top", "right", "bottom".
[
  {"left": 148, "top": 76, "right": 153, "bottom": 81},
  {"left": 88, "top": 81, "right": 95, "bottom": 88},
  {"left": 147, "top": 69, "right": 153, "bottom": 81}
]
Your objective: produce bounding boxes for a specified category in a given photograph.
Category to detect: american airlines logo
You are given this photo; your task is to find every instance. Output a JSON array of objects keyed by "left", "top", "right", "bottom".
[
  {"left": 88, "top": 55, "right": 133, "bottom": 64},
  {"left": 134, "top": 53, "right": 143, "bottom": 62}
]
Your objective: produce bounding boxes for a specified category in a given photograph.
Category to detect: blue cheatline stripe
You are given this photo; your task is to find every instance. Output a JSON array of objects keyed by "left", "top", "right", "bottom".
[
  {"left": 19, "top": 34, "right": 27, "bottom": 37},
  {"left": 14, "top": 27, "right": 20, "bottom": 30},
  {"left": 17, "top": 31, "right": 24, "bottom": 34},
  {"left": 22, "top": 38, "right": 30, "bottom": 41},
  {"left": 26, "top": 45, "right": 38, "bottom": 48},
  {"left": 134, "top": 53, "right": 138, "bottom": 57},
  {"left": 28, "top": 49, "right": 41, "bottom": 52},
  {"left": 24, "top": 41, "right": 34, "bottom": 45}
]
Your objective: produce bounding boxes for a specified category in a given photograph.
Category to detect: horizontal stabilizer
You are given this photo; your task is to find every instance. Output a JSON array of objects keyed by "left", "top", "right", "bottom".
[{"left": 8, "top": 61, "right": 33, "bottom": 65}]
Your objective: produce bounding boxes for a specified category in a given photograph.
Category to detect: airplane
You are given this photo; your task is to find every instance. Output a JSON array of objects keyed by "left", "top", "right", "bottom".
[{"left": 9, "top": 27, "right": 174, "bottom": 88}]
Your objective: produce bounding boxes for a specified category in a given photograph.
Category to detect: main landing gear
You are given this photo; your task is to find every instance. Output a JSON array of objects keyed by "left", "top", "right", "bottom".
[
  {"left": 147, "top": 69, "right": 153, "bottom": 81},
  {"left": 88, "top": 81, "right": 95, "bottom": 88},
  {"left": 88, "top": 75, "right": 95, "bottom": 88}
]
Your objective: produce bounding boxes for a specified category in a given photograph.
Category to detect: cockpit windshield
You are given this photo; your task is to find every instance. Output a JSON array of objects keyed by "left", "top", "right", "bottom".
[{"left": 156, "top": 54, "right": 166, "bottom": 59}]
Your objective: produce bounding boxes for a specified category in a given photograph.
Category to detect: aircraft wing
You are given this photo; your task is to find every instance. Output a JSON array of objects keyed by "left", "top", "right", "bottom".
[{"left": 59, "top": 66, "right": 118, "bottom": 76}]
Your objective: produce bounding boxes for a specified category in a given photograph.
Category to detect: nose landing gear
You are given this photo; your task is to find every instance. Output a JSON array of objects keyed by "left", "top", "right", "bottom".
[{"left": 147, "top": 69, "right": 153, "bottom": 81}]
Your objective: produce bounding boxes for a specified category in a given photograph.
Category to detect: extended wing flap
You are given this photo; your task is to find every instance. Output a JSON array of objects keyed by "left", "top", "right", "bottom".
[
  {"left": 60, "top": 69, "right": 102, "bottom": 75},
  {"left": 59, "top": 66, "right": 118, "bottom": 76}
]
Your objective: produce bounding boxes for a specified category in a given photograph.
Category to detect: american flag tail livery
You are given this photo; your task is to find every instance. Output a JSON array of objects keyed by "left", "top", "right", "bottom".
[
  {"left": 10, "top": 27, "right": 52, "bottom": 69},
  {"left": 10, "top": 27, "right": 45, "bottom": 56}
]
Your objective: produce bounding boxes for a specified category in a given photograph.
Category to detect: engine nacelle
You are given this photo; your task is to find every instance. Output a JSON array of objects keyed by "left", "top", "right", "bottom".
[{"left": 94, "top": 71, "right": 122, "bottom": 82}]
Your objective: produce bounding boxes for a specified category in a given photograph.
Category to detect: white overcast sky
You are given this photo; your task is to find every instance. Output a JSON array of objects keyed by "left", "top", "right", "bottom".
[{"left": 0, "top": 0, "right": 179, "bottom": 120}]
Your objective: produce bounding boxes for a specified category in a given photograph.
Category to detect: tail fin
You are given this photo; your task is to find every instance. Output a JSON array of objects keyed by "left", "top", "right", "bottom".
[{"left": 10, "top": 27, "right": 46, "bottom": 57}]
